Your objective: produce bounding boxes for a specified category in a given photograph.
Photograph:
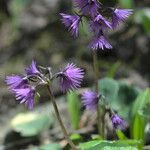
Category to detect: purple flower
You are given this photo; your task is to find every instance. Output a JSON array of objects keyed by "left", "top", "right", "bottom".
[
  {"left": 90, "top": 14, "right": 112, "bottom": 34},
  {"left": 5, "top": 75, "right": 28, "bottom": 90},
  {"left": 25, "top": 60, "right": 41, "bottom": 76},
  {"left": 89, "top": 35, "right": 112, "bottom": 50},
  {"left": 13, "top": 86, "right": 36, "bottom": 109},
  {"left": 112, "top": 9, "right": 133, "bottom": 29},
  {"left": 59, "top": 63, "right": 84, "bottom": 92},
  {"left": 111, "top": 114, "right": 126, "bottom": 130},
  {"left": 82, "top": 90, "right": 99, "bottom": 111},
  {"left": 74, "top": 0, "right": 99, "bottom": 18},
  {"left": 60, "top": 13, "right": 81, "bottom": 37}
]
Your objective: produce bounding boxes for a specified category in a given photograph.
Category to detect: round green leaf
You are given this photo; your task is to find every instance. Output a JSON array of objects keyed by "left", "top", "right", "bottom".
[{"left": 11, "top": 112, "right": 54, "bottom": 137}]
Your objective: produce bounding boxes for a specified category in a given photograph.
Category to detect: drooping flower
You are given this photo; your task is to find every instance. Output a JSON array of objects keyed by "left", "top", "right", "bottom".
[
  {"left": 89, "top": 35, "right": 112, "bottom": 50},
  {"left": 25, "top": 60, "right": 41, "bottom": 76},
  {"left": 111, "top": 114, "right": 126, "bottom": 130},
  {"left": 112, "top": 9, "right": 133, "bottom": 29},
  {"left": 82, "top": 90, "right": 99, "bottom": 111},
  {"left": 13, "top": 86, "right": 36, "bottom": 109},
  {"left": 60, "top": 13, "right": 81, "bottom": 37},
  {"left": 74, "top": 0, "right": 99, "bottom": 18},
  {"left": 5, "top": 75, "right": 28, "bottom": 90},
  {"left": 90, "top": 14, "right": 112, "bottom": 34},
  {"left": 58, "top": 63, "right": 84, "bottom": 92}
]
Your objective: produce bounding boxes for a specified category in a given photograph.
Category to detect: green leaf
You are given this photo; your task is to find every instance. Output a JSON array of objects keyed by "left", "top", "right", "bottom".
[
  {"left": 132, "top": 114, "right": 145, "bottom": 140},
  {"left": 117, "top": 140, "right": 141, "bottom": 148},
  {"left": 139, "top": 103, "right": 150, "bottom": 118},
  {"left": 116, "top": 130, "right": 128, "bottom": 140},
  {"left": 11, "top": 112, "right": 53, "bottom": 137},
  {"left": 131, "top": 114, "right": 145, "bottom": 150},
  {"left": 116, "top": 83, "right": 140, "bottom": 120},
  {"left": 99, "top": 78, "right": 119, "bottom": 103},
  {"left": 131, "top": 89, "right": 150, "bottom": 119},
  {"left": 67, "top": 91, "right": 81, "bottom": 129},
  {"left": 102, "top": 147, "right": 137, "bottom": 150},
  {"left": 99, "top": 78, "right": 140, "bottom": 120},
  {"left": 117, "top": 83, "right": 140, "bottom": 105},
  {"left": 79, "top": 140, "right": 138, "bottom": 150},
  {"left": 79, "top": 140, "right": 103, "bottom": 149},
  {"left": 130, "top": 89, "right": 150, "bottom": 150}
]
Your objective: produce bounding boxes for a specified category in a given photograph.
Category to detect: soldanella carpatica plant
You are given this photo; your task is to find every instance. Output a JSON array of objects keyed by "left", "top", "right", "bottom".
[
  {"left": 60, "top": 0, "right": 132, "bottom": 140},
  {"left": 6, "top": 61, "right": 84, "bottom": 150},
  {"left": 6, "top": 0, "right": 147, "bottom": 150}
]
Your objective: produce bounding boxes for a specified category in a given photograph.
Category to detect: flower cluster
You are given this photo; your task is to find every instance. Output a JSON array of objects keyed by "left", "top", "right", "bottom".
[
  {"left": 60, "top": 0, "right": 132, "bottom": 50},
  {"left": 81, "top": 90, "right": 126, "bottom": 130},
  {"left": 6, "top": 61, "right": 84, "bottom": 109},
  {"left": 111, "top": 114, "right": 126, "bottom": 130},
  {"left": 59, "top": 63, "right": 84, "bottom": 93},
  {"left": 6, "top": 61, "right": 39, "bottom": 109},
  {"left": 82, "top": 90, "right": 99, "bottom": 111}
]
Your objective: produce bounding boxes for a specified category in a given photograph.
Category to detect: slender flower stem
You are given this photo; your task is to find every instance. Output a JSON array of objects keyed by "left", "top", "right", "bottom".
[
  {"left": 92, "top": 51, "right": 101, "bottom": 136},
  {"left": 96, "top": 104, "right": 101, "bottom": 136},
  {"left": 101, "top": 106, "right": 105, "bottom": 139},
  {"left": 93, "top": 51, "right": 99, "bottom": 91},
  {"left": 92, "top": 51, "right": 105, "bottom": 139},
  {"left": 46, "top": 85, "right": 78, "bottom": 150}
]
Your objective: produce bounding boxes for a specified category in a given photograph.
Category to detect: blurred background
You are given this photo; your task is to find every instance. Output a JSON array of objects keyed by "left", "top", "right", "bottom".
[{"left": 0, "top": 0, "right": 150, "bottom": 150}]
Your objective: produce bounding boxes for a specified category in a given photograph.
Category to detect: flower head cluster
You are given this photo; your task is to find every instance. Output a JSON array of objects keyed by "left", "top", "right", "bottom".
[
  {"left": 60, "top": 0, "right": 133, "bottom": 50},
  {"left": 89, "top": 36, "right": 112, "bottom": 50},
  {"left": 81, "top": 90, "right": 99, "bottom": 111},
  {"left": 60, "top": 13, "right": 80, "bottom": 37},
  {"left": 14, "top": 87, "right": 36, "bottom": 110},
  {"left": 6, "top": 61, "right": 84, "bottom": 109},
  {"left": 81, "top": 90, "right": 126, "bottom": 131},
  {"left": 58, "top": 63, "right": 84, "bottom": 93},
  {"left": 5, "top": 60, "right": 40, "bottom": 109},
  {"left": 112, "top": 9, "right": 133, "bottom": 29},
  {"left": 111, "top": 114, "right": 126, "bottom": 130}
]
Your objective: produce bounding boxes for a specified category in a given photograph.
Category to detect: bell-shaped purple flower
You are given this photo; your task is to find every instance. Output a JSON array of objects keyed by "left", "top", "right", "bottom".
[
  {"left": 111, "top": 114, "right": 126, "bottom": 130},
  {"left": 89, "top": 35, "right": 112, "bottom": 50},
  {"left": 82, "top": 90, "right": 99, "bottom": 111},
  {"left": 74, "top": 0, "right": 99, "bottom": 18},
  {"left": 58, "top": 63, "right": 84, "bottom": 92},
  {"left": 5, "top": 75, "right": 28, "bottom": 90},
  {"left": 25, "top": 60, "right": 41, "bottom": 76},
  {"left": 13, "top": 86, "right": 36, "bottom": 109},
  {"left": 60, "top": 13, "right": 81, "bottom": 37},
  {"left": 90, "top": 14, "right": 112, "bottom": 34},
  {"left": 112, "top": 9, "right": 133, "bottom": 29}
]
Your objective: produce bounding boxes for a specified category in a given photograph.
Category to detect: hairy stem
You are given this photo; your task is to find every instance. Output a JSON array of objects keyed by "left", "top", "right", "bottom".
[{"left": 47, "top": 85, "right": 78, "bottom": 150}]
